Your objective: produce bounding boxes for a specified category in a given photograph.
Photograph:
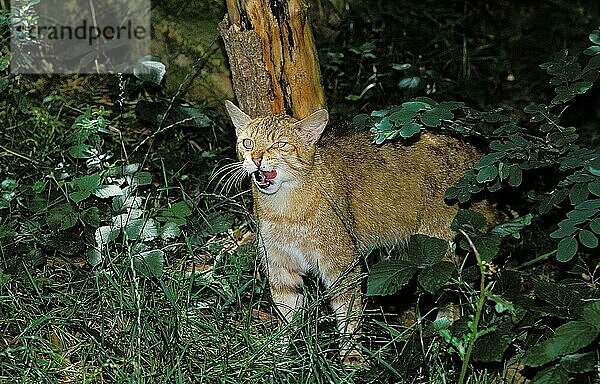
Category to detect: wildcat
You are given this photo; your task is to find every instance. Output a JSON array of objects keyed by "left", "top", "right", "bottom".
[{"left": 222, "top": 100, "right": 482, "bottom": 365}]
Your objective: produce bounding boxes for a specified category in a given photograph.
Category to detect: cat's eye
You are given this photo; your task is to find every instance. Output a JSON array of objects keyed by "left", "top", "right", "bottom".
[
  {"left": 272, "top": 141, "right": 288, "bottom": 149},
  {"left": 242, "top": 138, "right": 254, "bottom": 150}
]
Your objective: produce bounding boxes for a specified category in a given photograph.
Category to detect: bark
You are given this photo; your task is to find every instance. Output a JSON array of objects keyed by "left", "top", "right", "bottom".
[{"left": 219, "top": 0, "right": 327, "bottom": 119}]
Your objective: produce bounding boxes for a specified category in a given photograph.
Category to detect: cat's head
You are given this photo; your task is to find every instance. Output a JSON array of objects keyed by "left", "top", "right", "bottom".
[{"left": 225, "top": 101, "right": 328, "bottom": 195}]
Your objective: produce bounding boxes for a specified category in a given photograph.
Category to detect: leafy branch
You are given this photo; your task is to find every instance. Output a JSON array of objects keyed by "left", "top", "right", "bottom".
[{"left": 364, "top": 29, "right": 600, "bottom": 383}]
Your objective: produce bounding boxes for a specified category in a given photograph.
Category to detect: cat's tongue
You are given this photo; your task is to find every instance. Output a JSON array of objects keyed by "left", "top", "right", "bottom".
[
  {"left": 262, "top": 170, "right": 277, "bottom": 180},
  {"left": 253, "top": 170, "right": 278, "bottom": 189}
]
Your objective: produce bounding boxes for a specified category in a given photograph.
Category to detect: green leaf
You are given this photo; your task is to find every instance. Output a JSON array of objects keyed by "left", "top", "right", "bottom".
[
  {"left": 474, "top": 152, "right": 504, "bottom": 170},
  {"left": 133, "top": 58, "right": 166, "bottom": 85},
  {"left": 131, "top": 172, "right": 153, "bottom": 187},
  {"left": 508, "top": 165, "right": 523, "bottom": 187},
  {"left": 123, "top": 164, "right": 142, "bottom": 176},
  {"left": 156, "top": 215, "right": 187, "bottom": 226},
  {"left": 47, "top": 203, "right": 77, "bottom": 231},
  {"left": 578, "top": 229, "right": 598, "bottom": 248},
  {"left": 351, "top": 114, "right": 370, "bottom": 130},
  {"left": 540, "top": 189, "right": 569, "bottom": 214},
  {"left": 407, "top": 234, "right": 448, "bottom": 266},
  {"left": 574, "top": 199, "right": 600, "bottom": 210},
  {"left": 80, "top": 206, "right": 100, "bottom": 227},
  {"left": 437, "top": 101, "right": 465, "bottom": 111},
  {"left": 445, "top": 186, "right": 459, "bottom": 200},
  {"left": 160, "top": 222, "right": 181, "bottom": 240},
  {"left": 112, "top": 188, "right": 142, "bottom": 211},
  {"left": 0, "top": 223, "right": 16, "bottom": 239},
  {"left": 371, "top": 108, "right": 390, "bottom": 117},
  {"left": 590, "top": 31, "right": 600, "bottom": 45},
  {"left": 497, "top": 162, "right": 510, "bottom": 181},
  {"left": 0, "top": 77, "right": 8, "bottom": 94},
  {"left": 550, "top": 225, "right": 577, "bottom": 239},
  {"left": 1, "top": 179, "right": 18, "bottom": 190},
  {"left": 473, "top": 330, "right": 513, "bottom": 362},
  {"left": 556, "top": 237, "right": 578, "bottom": 262},
  {"left": 530, "top": 113, "right": 545, "bottom": 122},
  {"left": 367, "top": 260, "right": 418, "bottom": 296},
  {"left": 496, "top": 270, "right": 521, "bottom": 299},
  {"left": 569, "top": 183, "right": 589, "bottom": 205},
  {"left": 524, "top": 321, "right": 599, "bottom": 367},
  {"left": 510, "top": 135, "right": 533, "bottom": 148},
  {"left": 534, "top": 280, "right": 581, "bottom": 310},
  {"left": 458, "top": 190, "right": 471, "bottom": 203},
  {"left": 392, "top": 63, "right": 412, "bottom": 71},
  {"left": 399, "top": 122, "right": 421, "bottom": 138},
  {"left": 32, "top": 181, "right": 45, "bottom": 194},
  {"left": 133, "top": 249, "right": 164, "bottom": 277},
  {"left": 0, "top": 267, "right": 11, "bottom": 285},
  {"left": 491, "top": 214, "right": 533, "bottom": 239},
  {"left": 468, "top": 234, "right": 501, "bottom": 262},
  {"left": 560, "top": 352, "right": 597, "bottom": 374},
  {"left": 523, "top": 104, "right": 547, "bottom": 114},
  {"left": 71, "top": 173, "right": 102, "bottom": 192},
  {"left": 94, "top": 225, "right": 120, "bottom": 246},
  {"left": 68, "top": 144, "right": 93, "bottom": 159},
  {"left": 530, "top": 365, "right": 568, "bottom": 384},
  {"left": 111, "top": 209, "right": 143, "bottom": 228},
  {"left": 124, "top": 218, "right": 159, "bottom": 241},
  {"left": 591, "top": 218, "right": 600, "bottom": 234},
  {"left": 69, "top": 173, "right": 102, "bottom": 202},
  {"left": 398, "top": 76, "right": 421, "bottom": 89},
  {"left": 451, "top": 209, "right": 487, "bottom": 232},
  {"left": 93, "top": 185, "right": 123, "bottom": 199},
  {"left": 204, "top": 213, "right": 233, "bottom": 235},
  {"left": 582, "top": 301, "right": 600, "bottom": 328},
  {"left": 420, "top": 107, "right": 454, "bottom": 127},
  {"left": 489, "top": 179, "right": 502, "bottom": 192},
  {"left": 476, "top": 165, "right": 498, "bottom": 183},
  {"left": 588, "top": 180, "right": 600, "bottom": 196},
  {"left": 87, "top": 249, "right": 102, "bottom": 267},
  {"left": 180, "top": 106, "right": 212, "bottom": 128},
  {"left": 488, "top": 294, "right": 517, "bottom": 318},
  {"left": 170, "top": 201, "right": 192, "bottom": 218},
  {"left": 69, "top": 190, "right": 91, "bottom": 203},
  {"left": 417, "top": 261, "right": 454, "bottom": 293},
  {"left": 567, "top": 171, "right": 596, "bottom": 183},
  {"left": 373, "top": 117, "right": 393, "bottom": 139},
  {"left": 566, "top": 208, "right": 595, "bottom": 222}
]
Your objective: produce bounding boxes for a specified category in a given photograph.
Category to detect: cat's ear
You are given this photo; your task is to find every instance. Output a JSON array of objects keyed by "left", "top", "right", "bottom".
[
  {"left": 294, "top": 109, "right": 329, "bottom": 146},
  {"left": 225, "top": 100, "right": 251, "bottom": 136}
]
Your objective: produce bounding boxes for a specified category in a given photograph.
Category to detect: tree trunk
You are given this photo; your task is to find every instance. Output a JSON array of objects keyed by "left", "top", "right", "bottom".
[{"left": 219, "top": 0, "right": 326, "bottom": 119}]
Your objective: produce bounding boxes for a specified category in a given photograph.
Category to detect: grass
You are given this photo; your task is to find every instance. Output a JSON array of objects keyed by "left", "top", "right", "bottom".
[
  {"left": 0, "top": 76, "right": 525, "bottom": 384},
  {"left": 2, "top": 2, "right": 599, "bottom": 381},
  {"left": 0, "top": 74, "right": 382, "bottom": 383}
]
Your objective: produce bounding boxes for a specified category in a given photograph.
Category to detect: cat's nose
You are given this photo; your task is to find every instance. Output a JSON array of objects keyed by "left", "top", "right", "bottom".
[{"left": 251, "top": 156, "right": 262, "bottom": 167}]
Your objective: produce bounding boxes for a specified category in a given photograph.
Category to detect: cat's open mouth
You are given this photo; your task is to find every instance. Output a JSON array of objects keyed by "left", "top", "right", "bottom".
[{"left": 252, "top": 170, "right": 277, "bottom": 189}]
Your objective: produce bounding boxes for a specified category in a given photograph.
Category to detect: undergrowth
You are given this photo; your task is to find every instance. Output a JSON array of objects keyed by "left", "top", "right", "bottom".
[
  {"left": 1, "top": 2, "right": 599, "bottom": 384},
  {"left": 364, "top": 29, "right": 600, "bottom": 384}
]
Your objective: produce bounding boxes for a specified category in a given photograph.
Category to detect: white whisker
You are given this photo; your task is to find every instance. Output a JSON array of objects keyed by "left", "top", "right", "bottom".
[
  {"left": 214, "top": 167, "right": 241, "bottom": 188},
  {"left": 221, "top": 168, "right": 248, "bottom": 195},
  {"left": 213, "top": 163, "right": 249, "bottom": 196},
  {"left": 208, "top": 161, "right": 244, "bottom": 185}
]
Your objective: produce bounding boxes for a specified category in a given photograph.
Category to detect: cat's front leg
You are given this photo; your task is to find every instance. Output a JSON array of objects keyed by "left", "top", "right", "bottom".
[
  {"left": 323, "top": 265, "right": 365, "bottom": 366},
  {"left": 265, "top": 258, "right": 304, "bottom": 323}
]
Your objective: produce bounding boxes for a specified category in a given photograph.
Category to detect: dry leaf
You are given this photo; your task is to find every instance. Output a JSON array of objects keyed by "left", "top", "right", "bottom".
[{"left": 252, "top": 308, "right": 274, "bottom": 322}]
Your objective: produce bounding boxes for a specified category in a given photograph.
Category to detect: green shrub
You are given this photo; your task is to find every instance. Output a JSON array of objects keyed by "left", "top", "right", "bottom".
[{"left": 364, "top": 29, "right": 600, "bottom": 384}]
